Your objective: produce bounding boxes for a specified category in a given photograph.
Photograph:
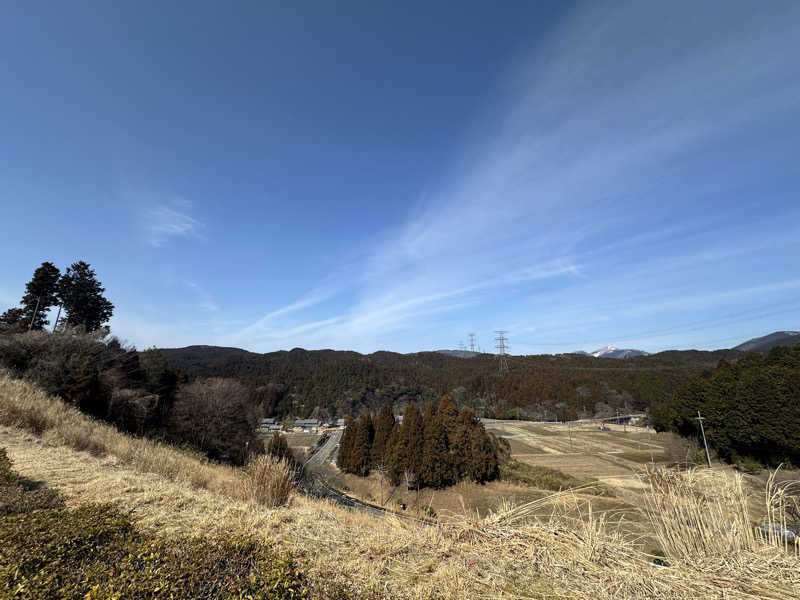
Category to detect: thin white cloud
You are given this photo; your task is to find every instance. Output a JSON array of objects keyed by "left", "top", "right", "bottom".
[
  {"left": 145, "top": 204, "right": 204, "bottom": 247},
  {"left": 229, "top": 0, "right": 800, "bottom": 353},
  {"left": 183, "top": 280, "right": 219, "bottom": 312}
]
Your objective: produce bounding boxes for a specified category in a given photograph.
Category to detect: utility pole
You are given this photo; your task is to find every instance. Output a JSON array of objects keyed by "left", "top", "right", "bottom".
[
  {"left": 468, "top": 333, "right": 476, "bottom": 353},
  {"left": 648, "top": 427, "right": 655, "bottom": 465},
  {"left": 494, "top": 330, "right": 509, "bottom": 374},
  {"left": 568, "top": 420, "right": 573, "bottom": 452},
  {"left": 696, "top": 411, "right": 712, "bottom": 468}
]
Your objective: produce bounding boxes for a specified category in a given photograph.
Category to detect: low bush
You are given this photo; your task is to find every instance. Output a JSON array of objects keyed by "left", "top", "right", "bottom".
[{"left": 500, "top": 460, "right": 614, "bottom": 496}]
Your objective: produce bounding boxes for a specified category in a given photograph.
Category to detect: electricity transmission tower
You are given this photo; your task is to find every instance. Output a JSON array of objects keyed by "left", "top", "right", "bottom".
[
  {"left": 494, "top": 330, "right": 509, "bottom": 373},
  {"left": 468, "top": 333, "right": 476, "bottom": 353}
]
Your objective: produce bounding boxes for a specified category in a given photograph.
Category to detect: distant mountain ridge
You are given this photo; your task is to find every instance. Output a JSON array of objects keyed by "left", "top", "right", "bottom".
[
  {"left": 570, "top": 346, "right": 649, "bottom": 359},
  {"left": 734, "top": 331, "right": 800, "bottom": 353}
]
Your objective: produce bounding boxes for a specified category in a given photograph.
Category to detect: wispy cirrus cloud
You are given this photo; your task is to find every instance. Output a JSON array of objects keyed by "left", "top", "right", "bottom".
[
  {"left": 183, "top": 280, "right": 218, "bottom": 312},
  {"left": 144, "top": 204, "right": 204, "bottom": 247},
  {"left": 230, "top": 0, "right": 800, "bottom": 353}
]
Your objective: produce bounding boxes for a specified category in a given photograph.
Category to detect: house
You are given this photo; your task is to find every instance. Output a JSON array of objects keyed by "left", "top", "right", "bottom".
[
  {"left": 257, "top": 417, "right": 282, "bottom": 433},
  {"left": 293, "top": 419, "right": 321, "bottom": 433},
  {"left": 335, "top": 418, "right": 345, "bottom": 428}
]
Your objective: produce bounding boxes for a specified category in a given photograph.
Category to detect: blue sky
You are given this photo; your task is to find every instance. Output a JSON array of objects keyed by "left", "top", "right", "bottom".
[{"left": 2, "top": 1, "right": 799, "bottom": 355}]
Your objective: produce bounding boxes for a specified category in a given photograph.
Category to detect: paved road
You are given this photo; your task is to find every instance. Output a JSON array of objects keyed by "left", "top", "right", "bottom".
[
  {"left": 305, "top": 428, "right": 341, "bottom": 469},
  {"left": 299, "top": 428, "right": 433, "bottom": 525}
]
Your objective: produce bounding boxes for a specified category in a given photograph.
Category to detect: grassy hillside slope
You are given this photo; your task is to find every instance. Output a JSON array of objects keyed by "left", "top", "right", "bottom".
[{"left": 2, "top": 375, "right": 798, "bottom": 599}]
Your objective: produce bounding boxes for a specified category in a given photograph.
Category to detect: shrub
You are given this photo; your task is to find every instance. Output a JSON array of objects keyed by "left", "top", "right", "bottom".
[
  {"left": 245, "top": 455, "right": 296, "bottom": 508},
  {"left": 167, "top": 378, "right": 261, "bottom": 465},
  {"left": 500, "top": 460, "right": 614, "bottom": 497}
]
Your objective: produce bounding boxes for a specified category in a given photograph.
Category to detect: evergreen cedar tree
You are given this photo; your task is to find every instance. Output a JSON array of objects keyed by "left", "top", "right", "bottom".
[
  {"left": 58, "top": 261, "right": 114, "bottom": 332},
  {"left": 21, "top": 262, "right": 61, "bottom": 330},
  {"left": 371, "top": 402, "right": 395, "bottom": 469},
  {"left": 652, "top": 343, "right": 800, "bottom": 467},
  {"left": 338, "top": 396, "right": 500, "bottom": 489},
  {"left": 0, "top": 261, "right": 113, "bottom": 332}
]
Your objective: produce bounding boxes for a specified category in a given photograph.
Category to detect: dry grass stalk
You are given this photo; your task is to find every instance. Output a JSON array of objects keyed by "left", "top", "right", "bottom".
[{"left": 244, "top": 454, "right": 295, "bottom": 508}]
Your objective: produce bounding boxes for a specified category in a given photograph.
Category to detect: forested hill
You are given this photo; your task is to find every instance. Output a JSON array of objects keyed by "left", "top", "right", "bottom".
[{"left": 159, "top": 345, "right": 742, "bottom": 421}]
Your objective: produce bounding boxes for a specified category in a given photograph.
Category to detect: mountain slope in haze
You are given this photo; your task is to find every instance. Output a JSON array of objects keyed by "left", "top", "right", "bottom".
[{"left": 734, "top": 331, "right": 800, "bottom": 352}]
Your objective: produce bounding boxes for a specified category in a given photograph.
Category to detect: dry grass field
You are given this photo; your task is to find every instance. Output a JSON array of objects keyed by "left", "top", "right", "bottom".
[
  {"left": 324, "top": 418, "right": 707, "bottom": 542},
  {"left": 2, "top": 374, "right": 799, "bottom": 599}
]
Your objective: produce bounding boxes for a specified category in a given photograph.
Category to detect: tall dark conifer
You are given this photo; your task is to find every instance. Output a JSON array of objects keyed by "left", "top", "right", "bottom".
[
  {"left": 59, "top": 261, "right": 114, "bottom": 332},
  {"left": 436, "top": 394, "right": 460, "bottom": 443},
  {"left": 451, "top": 407, "right": 478, "bottom": 479},
  {"left": 337, "top": 415, "right": 355, "bottom": 472},
  {"left": 422, "top": 403, "right": 452, "bottom": 488},
  {"left": 468, "top": 426, "right": 500, "bottom": 483},
  {"left": 350, "top": 413, "right": 374, "bottom": 476},
  {"left": 401, "top": 402, "right": 424, "bottom": 486},
  {"left": 20, "top": 262, "right": 61, "bottom": 330},
  {"left": 385, "top": 422, "right": 406, "bottom": 486},
  {"left": 371, "top": 402, "right": 395, "bottom": 468}
]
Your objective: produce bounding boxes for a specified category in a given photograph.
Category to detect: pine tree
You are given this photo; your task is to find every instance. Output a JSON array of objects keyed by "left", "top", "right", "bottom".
[
  {"left": 19, "top": 261, "right": 61, "bottom": 330},
  {"left": 421, "top": 403, "right": 452, "bottom": 488},
  {"left": 337, "top": 415, "right": 356, "bottom": 472},
  {"left": 371, "top": 402, "right": 395, "bottom": 468},
  {"left": 58, "top": 261, "right": 114, "bottom": 332}
]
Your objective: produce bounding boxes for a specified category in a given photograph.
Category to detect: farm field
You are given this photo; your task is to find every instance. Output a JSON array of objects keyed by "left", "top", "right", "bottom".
[
  {"left": 320, "top": 419, "right": 706, "bottom": 545},
  {"left": 483, "top": 420, "right": 676, "bottom": 484}
]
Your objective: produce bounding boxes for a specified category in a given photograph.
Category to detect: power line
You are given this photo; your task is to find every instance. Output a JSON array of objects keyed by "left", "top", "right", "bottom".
[
  {"left": 494, "top": 330, "right": 509, "bottom": 373},
  {"left": 468, "top": 333, "right": 476, "bottom": 353}
]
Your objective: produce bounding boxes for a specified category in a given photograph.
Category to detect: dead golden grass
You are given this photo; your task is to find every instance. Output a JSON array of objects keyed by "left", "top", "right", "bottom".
[
  {"left": 0, "top": 372, "right": 291, "bottom": 507},
  {"left": 245, "top": 454, "right": 296, "bottom": 508},
  {"left": 2, "top": 374, "right": 799, "bottom": 599}
]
